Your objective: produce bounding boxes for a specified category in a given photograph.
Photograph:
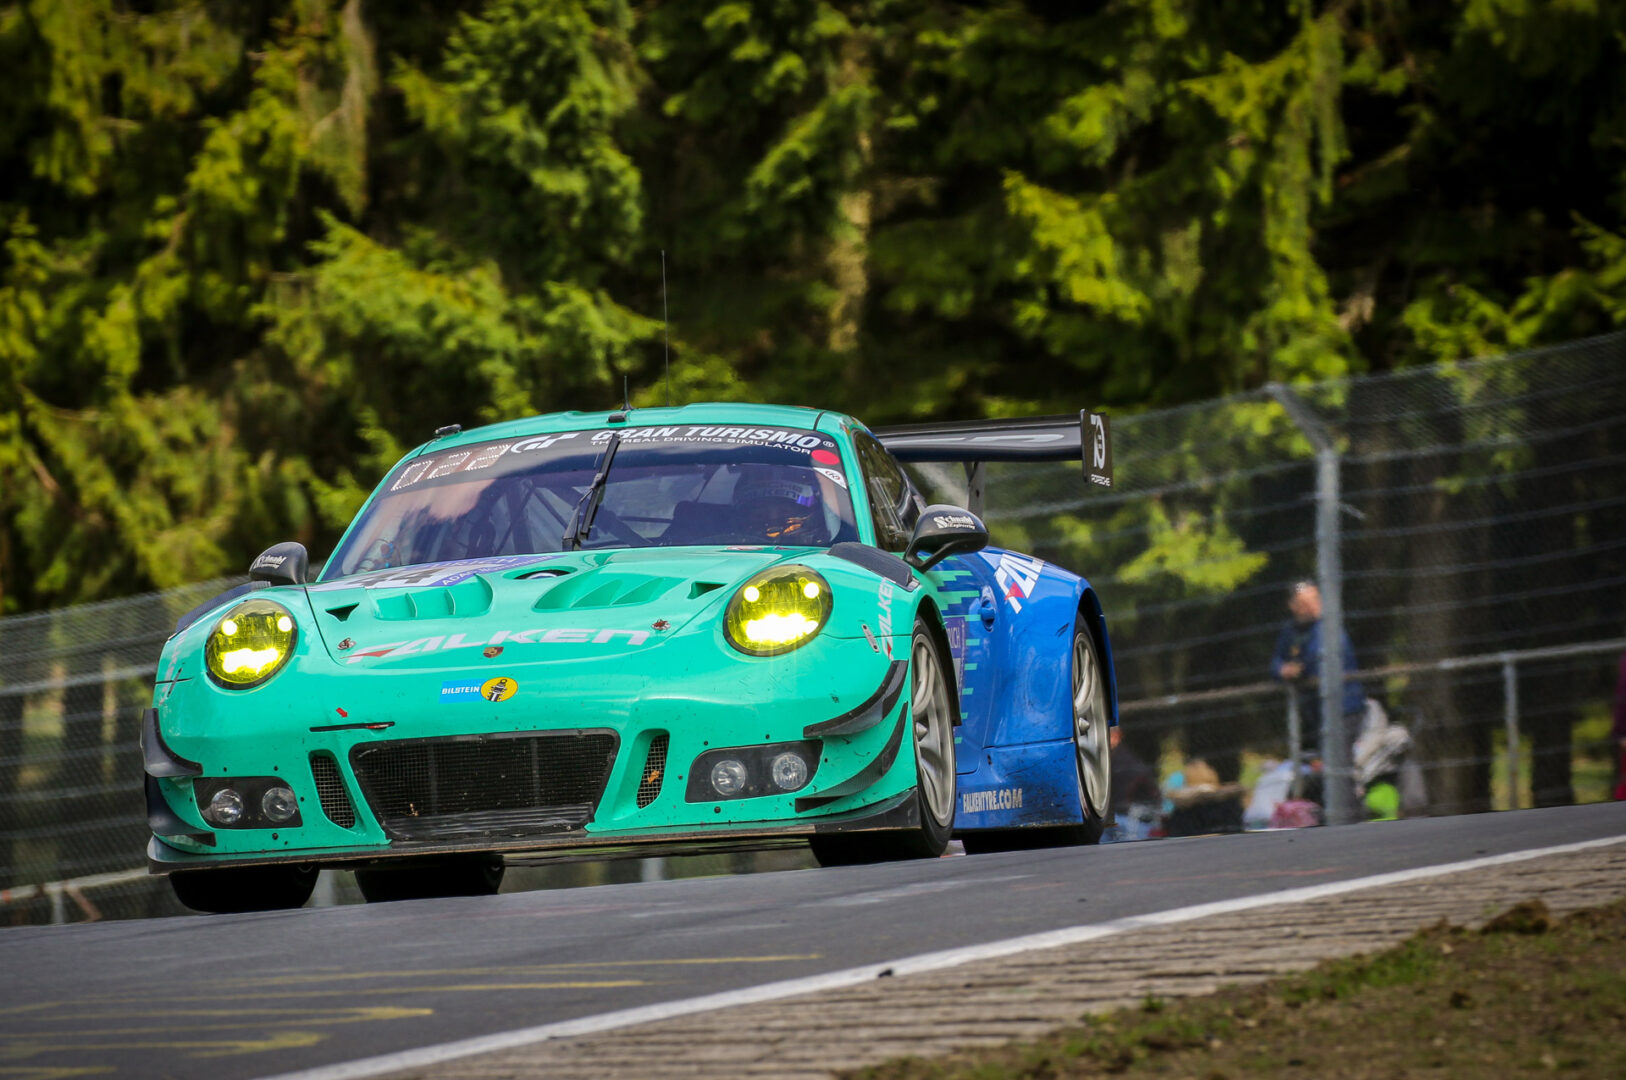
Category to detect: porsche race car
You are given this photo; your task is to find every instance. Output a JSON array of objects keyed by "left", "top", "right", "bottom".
[{"left": 142, "top": 403, "right": 1118, "bottom": 911}]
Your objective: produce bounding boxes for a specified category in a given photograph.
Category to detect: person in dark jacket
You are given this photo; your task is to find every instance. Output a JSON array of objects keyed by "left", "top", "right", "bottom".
[{"left": 1269, "top": 580, "right": 1363, "bottom": 755}]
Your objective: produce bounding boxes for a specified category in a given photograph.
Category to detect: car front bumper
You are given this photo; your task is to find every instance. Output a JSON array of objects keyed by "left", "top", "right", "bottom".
[{"left": 143, "top": 634, "right": 916, "bottom": 873}]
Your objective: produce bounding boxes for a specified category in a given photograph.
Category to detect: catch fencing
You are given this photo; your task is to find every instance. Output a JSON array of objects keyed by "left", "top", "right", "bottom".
[
  {"left": 3, "top": 333, "right": 1624, "bottom": 918},
  {"left": 920, "top": 330, "right": 1626, "bottom": 824}
]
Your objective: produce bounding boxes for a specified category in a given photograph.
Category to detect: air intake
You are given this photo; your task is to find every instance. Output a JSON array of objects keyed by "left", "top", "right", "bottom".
[
  {"left": 309, "top": 753, "right": 357, "bottom": 828},
  {"left": 349, "top": 731, "right": 618, "bottom": 842},
  {"left": 637, "top": 734, "right": 669, "bottom": 808}
]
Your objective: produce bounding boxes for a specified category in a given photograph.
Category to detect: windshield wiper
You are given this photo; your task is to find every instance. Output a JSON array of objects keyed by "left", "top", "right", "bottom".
[{"left": 561, "top": 433, "right": 622, "bottom": 551}]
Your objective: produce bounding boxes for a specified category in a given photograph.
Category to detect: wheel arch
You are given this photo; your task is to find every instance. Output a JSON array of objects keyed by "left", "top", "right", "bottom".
[
  {"left": 911, "top": 592, "right": 963, "bottom": 728},
  {"left": 1076, "top": 587, "right": 1118, "bottom": 727}
]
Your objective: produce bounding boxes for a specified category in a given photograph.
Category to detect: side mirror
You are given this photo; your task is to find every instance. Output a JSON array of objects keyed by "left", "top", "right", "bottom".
[
  {"left": 904, "top": 505, "right": 989, "bottom": 572},
  {"left": 250, "top": 542, "right": 309, "bottom": 586}
]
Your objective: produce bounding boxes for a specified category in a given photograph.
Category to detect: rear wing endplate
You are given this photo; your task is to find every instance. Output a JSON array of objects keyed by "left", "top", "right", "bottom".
[{"left": 875, "top": 410, "right": 1112, "bottom": 516}]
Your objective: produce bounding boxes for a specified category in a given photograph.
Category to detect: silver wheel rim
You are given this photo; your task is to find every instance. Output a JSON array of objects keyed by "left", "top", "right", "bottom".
[
  {"left": 1073, "top": 632, "right": 1110, "bottom": 818},
  {"left": 912, "top": 635, "right": 956, "bottom": 828}
]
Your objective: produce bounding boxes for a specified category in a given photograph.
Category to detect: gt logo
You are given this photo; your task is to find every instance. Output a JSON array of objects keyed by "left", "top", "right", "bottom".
[
  {"left": 509, "top": 432, "right": 582, "bottom": 454},
  {"left": 994, "top": 552, "right": 1043, "bottom": 614},
  {"left": 1090, "top": 413, "right": 1107, "bottom": 469}
]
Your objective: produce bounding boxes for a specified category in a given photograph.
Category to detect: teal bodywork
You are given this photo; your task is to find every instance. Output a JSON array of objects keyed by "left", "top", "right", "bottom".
[{"left": 145, "top": 404, "right": 957, "bottom": 870}]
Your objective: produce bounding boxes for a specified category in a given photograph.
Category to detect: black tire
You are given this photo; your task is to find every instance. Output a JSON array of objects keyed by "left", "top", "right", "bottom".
[
  {"left": 811, "top": 617, "right": 957, "bottom": 866},
  {"left": 354, "top": 854, "right": 505, "bottom": 902},
  {"left": 962, "top": 615, "right": 1109, "bottom": 853},
  {"left": 169, "top": 864, "right": 319, "bottom": 914}
]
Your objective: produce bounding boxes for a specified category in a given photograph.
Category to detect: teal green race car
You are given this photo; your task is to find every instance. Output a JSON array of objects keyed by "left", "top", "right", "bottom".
[{"left": 143, "top": 403, "right": 1118, "bottom": 912}]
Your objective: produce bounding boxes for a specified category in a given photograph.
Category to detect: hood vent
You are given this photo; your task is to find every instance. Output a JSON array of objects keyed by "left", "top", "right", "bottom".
[
  {"left": 533, "top": 570, "right": 684, "bottom": 612},
  {"left": 370, "top": 575, "right": 495, "bottom": 620}
]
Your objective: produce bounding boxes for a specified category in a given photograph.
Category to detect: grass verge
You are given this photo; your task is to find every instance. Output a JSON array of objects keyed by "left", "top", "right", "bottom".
[{"left": 845, "top": 898, "right": 1626, "bottom": 1079}]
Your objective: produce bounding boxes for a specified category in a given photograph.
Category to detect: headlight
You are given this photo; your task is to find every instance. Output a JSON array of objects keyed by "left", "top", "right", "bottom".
[
  {"left": 205, "top": 598, "right": 298, "bottom": 688},
  {"left": 724, "top": 565, "right": 833, "bottom": 656}
]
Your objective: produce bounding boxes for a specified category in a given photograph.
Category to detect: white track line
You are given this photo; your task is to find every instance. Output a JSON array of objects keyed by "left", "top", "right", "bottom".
[{"left": 256, "top": 833, "right": 1626, "bottom": 1080}]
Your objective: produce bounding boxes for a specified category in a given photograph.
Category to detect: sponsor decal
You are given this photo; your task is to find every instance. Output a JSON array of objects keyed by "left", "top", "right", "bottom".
[
  {"left": 590, "top": 426, "right": 831, "bottom": 452},
  {"left": 346, "top": 626, "right": 652, "bottom": 663},
  {"left": 945, "top": 615, "right": 967, "bottom": 689},
  {"left": 389, "top": 435, "right": 582, "bottom": 493},
  {"left": 253, "top": 553, "right": 287, "bottom": 569},
  {"left": 861, "top": 623, "right": 880, "bottom": 653},
  {"left": 961, "top": 787, "right": 1024, "bottom": 813},
  {"left": 993, "top": 552, "right": 1044, "bottom": 614},
  {"left": 337, "top": 637, "right": 355, "bottom": 651},
  {"left": 931, "top": 513, "right": 977, "bottom": 530},
  {"left": 440, "top": 680, "right": 483, "bottom": 702},
  {"left": 815, "top": 466, "right": 848, "bottom": 490},
  {"left": 876, "top": 578, "right": 895, "bottom": 658},
  {"left": 508, "top": 432, "right": 582, "bottom": 454},
  {"left": 387, "top": 425, "right": 844, "bottom": 497},
  {"left": 1086, "top": 410, "right": 1113, "bottom": 488},
  {"left": 480, "top": 676, "right": 518, "bottom": 702},
  {"left": 482, "top": 645, "right": 503, "bottom": 658}
]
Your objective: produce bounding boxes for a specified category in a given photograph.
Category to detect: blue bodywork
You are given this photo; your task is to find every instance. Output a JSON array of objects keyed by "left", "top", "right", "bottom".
[{"left": 934, "top": 548, "right": 1118, "bottom": 834}]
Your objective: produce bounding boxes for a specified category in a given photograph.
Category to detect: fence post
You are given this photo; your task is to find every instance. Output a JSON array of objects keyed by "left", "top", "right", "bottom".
[
  {"left": 1266, "top": 383, "right": 1357, "bottom": 825},
  {"left": 1285, "top": 685, "right": 1303, "bottom": 798},
  {"left": 1502, "top": 654, "right": 1519, "bottom": 810}
]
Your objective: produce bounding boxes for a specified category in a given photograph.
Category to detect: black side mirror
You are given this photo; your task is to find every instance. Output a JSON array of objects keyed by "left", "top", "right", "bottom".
[
  {"left": 904, "top": 505, "right": 989, "bottom": 572},
  {"left": 250, "top": 542, "right": 309, "bottom": 586}
]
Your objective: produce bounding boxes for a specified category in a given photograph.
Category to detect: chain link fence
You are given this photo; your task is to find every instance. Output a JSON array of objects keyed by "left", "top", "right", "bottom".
[
  {"left": 924, "top": 330, "right": 1626, "bottom": 826},
  {"left": 4, "top": 333, "right": 1625, "bottom": 920}
]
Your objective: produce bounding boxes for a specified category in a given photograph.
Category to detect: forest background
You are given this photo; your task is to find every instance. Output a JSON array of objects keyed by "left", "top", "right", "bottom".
[{"left": 3, "top": 0, "right": 1625, "bottom": 615}]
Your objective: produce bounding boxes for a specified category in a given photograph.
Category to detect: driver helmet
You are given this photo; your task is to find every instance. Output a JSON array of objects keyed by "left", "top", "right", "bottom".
[{"left": 733, "top": 470, "right": 822, "bottom": 542}]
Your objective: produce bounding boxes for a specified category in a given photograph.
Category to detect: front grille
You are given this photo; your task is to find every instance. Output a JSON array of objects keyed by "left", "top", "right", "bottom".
[
  {"left": 349, "top": 731, "right": 617, "bottom": 841},
  {"left": 309, "top": 753, "right": 356, "bottom": 828},
  {"left": 636, "top": 734, "right": 669, "bottom": 808}
]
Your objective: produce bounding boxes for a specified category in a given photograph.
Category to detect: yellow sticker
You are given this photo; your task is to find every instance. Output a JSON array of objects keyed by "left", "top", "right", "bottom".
[{"left": 480, "top": 676, "right": 518, "bottom": 702}]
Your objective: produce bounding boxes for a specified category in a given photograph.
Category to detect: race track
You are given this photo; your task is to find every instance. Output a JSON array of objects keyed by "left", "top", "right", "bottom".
[{"left": 2, "top": 802, "right": 1622, "bottom": 1080}]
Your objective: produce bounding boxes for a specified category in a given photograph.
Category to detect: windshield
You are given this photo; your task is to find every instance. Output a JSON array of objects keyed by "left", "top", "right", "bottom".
[{"left": 324, "top": 425, "right": 860, "bottom": 579}]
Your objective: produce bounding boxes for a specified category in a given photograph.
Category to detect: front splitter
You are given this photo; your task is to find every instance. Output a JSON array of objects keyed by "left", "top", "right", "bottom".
[{"left": 147, "top": 789, "right": 919, "bottom": 874}]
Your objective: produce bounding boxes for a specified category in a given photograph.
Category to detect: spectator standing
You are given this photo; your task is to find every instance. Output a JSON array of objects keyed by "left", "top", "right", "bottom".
[{"left": 1269, "top": 580, "right": 1363, "bottom": 752}]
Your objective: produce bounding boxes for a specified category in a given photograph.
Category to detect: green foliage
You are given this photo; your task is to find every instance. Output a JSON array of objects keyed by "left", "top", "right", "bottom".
[{"left": 2, "top": 0, "right": 1624, "bottom": 610}]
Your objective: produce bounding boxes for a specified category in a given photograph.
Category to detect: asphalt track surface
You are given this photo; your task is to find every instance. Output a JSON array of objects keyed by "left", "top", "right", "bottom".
[{"left": 2, "top": 803, "right": 1622, "bottom": 1080}]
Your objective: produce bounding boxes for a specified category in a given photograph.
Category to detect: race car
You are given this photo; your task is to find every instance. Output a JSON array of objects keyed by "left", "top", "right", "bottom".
[{"left": 142, "top": 403, "right": 1118, "bottom": 912}]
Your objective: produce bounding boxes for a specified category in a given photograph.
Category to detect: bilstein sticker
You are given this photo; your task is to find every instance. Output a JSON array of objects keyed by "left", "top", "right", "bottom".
[
  {"left": 961, "top": 787, "right": 1024, "bottom": 813},
  {"left": 440, "top": 680, "right": 483, "bottom": 702},
  {"left": 480, "top": 677, "right": 518, "bottom": 702}
]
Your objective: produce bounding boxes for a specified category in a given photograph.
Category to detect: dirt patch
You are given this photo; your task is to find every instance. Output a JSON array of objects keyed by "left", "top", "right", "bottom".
[{"left": 845, "top": 898, "right": 1626, "bottom": 1079}]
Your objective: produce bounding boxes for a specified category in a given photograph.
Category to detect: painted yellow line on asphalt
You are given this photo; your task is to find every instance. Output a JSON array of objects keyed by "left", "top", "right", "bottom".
[
  {"left": 6, "top": 1008, "right": 430, "bottom": 1023},
  {"left": 0, "top": 1067, "right": 115, "bottom": 1079},
  {"left": 62, "top": 980, "right": 648, "bottom": 1006},
  {"left": 226, "top": 955, "right": 823, "bottom": 986},
  {"left": 3, "top": 1030, "right": 324, "bottom": 1059},
  {"left": 2, "top": 1012, "right": 435, "bottom": 1038}
]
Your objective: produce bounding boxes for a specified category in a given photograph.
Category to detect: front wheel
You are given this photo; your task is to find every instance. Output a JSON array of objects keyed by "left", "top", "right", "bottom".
[
  {"left": 354, "top": 854, "right": 505, "bottom": 903},
  {"left": 812, "top": 618, "right": 957, "bottom": 866},
  {"left": 169, "top": 864, "right": 318, "bottom": 914}
]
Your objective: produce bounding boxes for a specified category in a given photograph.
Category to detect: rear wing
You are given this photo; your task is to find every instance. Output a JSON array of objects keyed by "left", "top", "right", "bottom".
[{"left": 874, "top": 410, "right": 1112, "bottom": 516}]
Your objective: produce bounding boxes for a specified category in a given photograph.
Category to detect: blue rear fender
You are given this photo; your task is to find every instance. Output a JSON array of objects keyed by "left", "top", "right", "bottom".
[{"left": 944, "top": 549, "right": 1117, "bottom": 831}]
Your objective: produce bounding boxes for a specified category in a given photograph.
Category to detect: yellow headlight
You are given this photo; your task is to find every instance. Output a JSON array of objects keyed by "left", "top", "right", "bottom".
[
  {"left": 725, "top": 566, "right": 833, "bottom": 656},
  {"left": 205, "top": 599, "right": 298, "bottom": 688}
]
